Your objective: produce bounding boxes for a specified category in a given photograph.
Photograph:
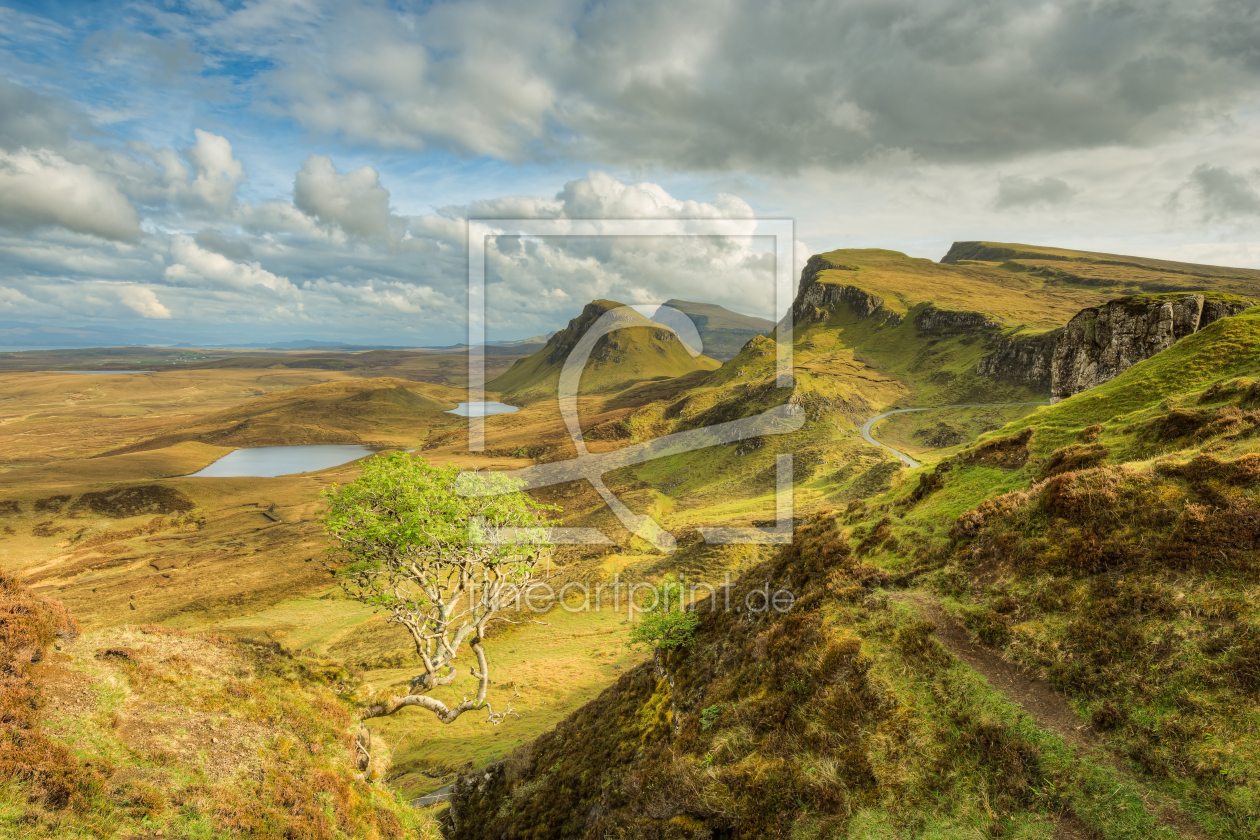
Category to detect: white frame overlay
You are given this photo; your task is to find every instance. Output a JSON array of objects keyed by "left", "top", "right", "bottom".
[{"left": 462, "top": 218, "right": 797, "bottom": 551}]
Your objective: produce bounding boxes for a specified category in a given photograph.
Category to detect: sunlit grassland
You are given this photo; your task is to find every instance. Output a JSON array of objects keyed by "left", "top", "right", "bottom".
[{"left": 359, "top": 606, "right": 643, "bottom": 798}]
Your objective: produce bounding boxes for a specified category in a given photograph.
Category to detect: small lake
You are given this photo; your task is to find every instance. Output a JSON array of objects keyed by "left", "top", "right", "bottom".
[
  {"left": 189, "top": 445, "right": 378, "bottom": 478},
  {"left": 446, "top": 401, "right": 519, "bottom": 417}
]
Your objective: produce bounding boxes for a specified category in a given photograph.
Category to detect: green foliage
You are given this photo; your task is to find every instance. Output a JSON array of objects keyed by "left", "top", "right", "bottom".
[
  {"left": 321, "top": 452, "right": 556, "bottom": 712},
  {"left": 322, "top": 452, "right": 553, "bottom": 582},
  {"left": 627, "top": 575, "right": 702, "bottom": 651},
  {"left": 699, "top": 703, "right": 722, "bottom": 731}
]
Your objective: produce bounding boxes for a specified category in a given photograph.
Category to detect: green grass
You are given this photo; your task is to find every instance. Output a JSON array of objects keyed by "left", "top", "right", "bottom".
[{"left": 361, "top": 605, "right": 643, "bottom": 797}]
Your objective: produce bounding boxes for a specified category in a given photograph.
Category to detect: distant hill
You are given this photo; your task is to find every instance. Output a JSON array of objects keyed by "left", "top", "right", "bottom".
[
  {"left": 941, "top": 240, "right": 1260, "bottom": 298},
  {"left": 488, "top": 300, "right": 720, "bottom": 402},
  {"left": 651, "top": 299, "right": 774, "bottom": 361}
]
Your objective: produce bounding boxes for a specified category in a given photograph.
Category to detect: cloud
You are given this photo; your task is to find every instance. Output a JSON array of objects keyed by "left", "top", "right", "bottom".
[
  {"left": 0, "top": 78, "right": 86, "bottom": 150},
  {"left": 294, "top": 155, "right": 394, "bottom": 237},
  {"left": 194, "top": 228, "right": 254, "bottom": 260},
  {"left": 127, "top": 129, "right": 245, "bottom": 213},
  {"left": 0, "top": 149, "right": 141, "bottom": 240},
  {"left": 220, "top": 0, "right": 1260, "bottom": 172},
  {"left": 471, "top": 172, "right": 782, "bottom": 325},
  {"left": 119, "top": 285, "right": 172, "bottom": 318},
  {"left": 1167, "top": 164, "right": 1260, "bottom": 221},
  {"left": 994, "top": 175, "right": 1078, "bottom": 210},
  {"left": 81, "top": 30, "right": 203, "bottom": 82},
  {"left": 164, "top": 235, "right": 296, "bottom": 294},
  {"left": 184, "top": 129, "right": 246, "bottom": 212}
]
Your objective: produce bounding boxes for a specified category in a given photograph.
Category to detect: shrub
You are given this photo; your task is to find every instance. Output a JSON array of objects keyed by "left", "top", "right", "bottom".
[{"left": 628, "top": 576, "right": 702, "bottom": 651}]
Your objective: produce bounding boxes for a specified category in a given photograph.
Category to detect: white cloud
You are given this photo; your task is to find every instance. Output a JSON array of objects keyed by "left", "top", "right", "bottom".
[
  {"left": 304, "top": 277, "right": 446, "bottom": 316},
  {"left": 184, "top": 129, "right": 245, "bottom": 212},
  {"left": 119, "top": 284, "right": 172, "bottom": 318},
  {"left": 164, "top": 235, "right": 296, "bottom": 294},
  {"left": 0, "top": 149, "right": 141, "bottom": 240},
  {"left": 294, "top": 155, "right": 394, "bottom": 238},
  {"left": 126, "top": 129, "right": 245, "bottom": 214},
  {"left": 471, "top": 172, "right": 781, "bottom": 324}
]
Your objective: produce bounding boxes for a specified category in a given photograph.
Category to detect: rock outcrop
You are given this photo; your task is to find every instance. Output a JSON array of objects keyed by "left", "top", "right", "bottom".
[
  {"left": 793, "top": 255, "right": 902, "bottom": 326},
  {"left": 1049, "top": 294, "right": 1254, "bottom": 401},
  {"left": 914, "top": 306, "right": 1001, "bottom": 334},
  {"left": 975, "top": 331, "right": 1061, "bottom": 393}
]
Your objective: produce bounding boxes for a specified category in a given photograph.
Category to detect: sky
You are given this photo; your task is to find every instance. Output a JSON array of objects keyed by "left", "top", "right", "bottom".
[{"left": 1, "top": 0, "right": 1259, "bottom": 347}]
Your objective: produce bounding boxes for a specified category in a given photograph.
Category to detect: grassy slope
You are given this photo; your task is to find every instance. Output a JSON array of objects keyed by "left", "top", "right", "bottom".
[
  {"left": 206, "top": 592, "right": 644, "bottom": 798},
  {"left": 450, "top": 517, "right": 1192, "bottom": 840},
  {"left": 848, "top": 305, "right": 1260, "bottom": 837},
  {"left": 442, "top": 255, "right": 1260, "bottom": 838},
  {"left": 942, "top": 241, "right": 1260, "bottom": 300},
  {"left": 0, "top": 573, "right": 438, "bottom": 840}
]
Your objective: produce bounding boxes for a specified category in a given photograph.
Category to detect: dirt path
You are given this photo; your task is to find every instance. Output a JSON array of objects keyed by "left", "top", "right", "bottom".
[
  {"left": 895, "top": 592, "right": 1095, "bottom": 750},
  {"left": 894, "top": 591, "right": 1211, "bottom": 840}
]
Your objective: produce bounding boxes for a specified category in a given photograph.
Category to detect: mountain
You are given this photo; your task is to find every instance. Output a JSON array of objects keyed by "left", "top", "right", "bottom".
[
  {"left": 487, "top": 300, "right": 721, "bottom": 402},
  {"left": 650, "top": 300, "right": 774, "bottom": 361}
]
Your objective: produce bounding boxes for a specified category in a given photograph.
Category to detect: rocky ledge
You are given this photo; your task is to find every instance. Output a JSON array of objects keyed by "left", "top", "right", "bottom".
[
  {"left": 914, "top": 306, "right": 1001, "bottom": 334},
  {"left": 975, "top": 331, "right": 1061, "bottom": 393},
  {"left": 1049, "top": 294, "right": 1254, "bottom": 401},
  {"left": 793, "top": 255, "right": 902, "bottom": 326}
]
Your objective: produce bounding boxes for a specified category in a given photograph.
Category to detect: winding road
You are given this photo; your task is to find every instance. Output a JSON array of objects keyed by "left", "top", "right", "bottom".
[
  {"left": 411, "top": 782, "right": 455, "bottom": 808},
  {"left": 860, "top": 403, "right": 1049, "bottom": 469}
]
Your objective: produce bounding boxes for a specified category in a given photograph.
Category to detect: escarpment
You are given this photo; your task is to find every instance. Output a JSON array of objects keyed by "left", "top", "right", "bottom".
[
  {"left": 792, "top": 255, "right": 901, "bottom": 326},
  {"left": 975, "top": 331, "right": 1060, "bottom": 392},
  {"left": 1049, "top": 294, "right": 1255, "bottom": 401},
  {"left": 914, "top": 306, "right": 1001, "bottom": 334},
  {"left": 971, "top": 294, "right": 1255, "bottom": 399},
  {"left": 543, "top": 299, "right": 624, "bottom": 365}
]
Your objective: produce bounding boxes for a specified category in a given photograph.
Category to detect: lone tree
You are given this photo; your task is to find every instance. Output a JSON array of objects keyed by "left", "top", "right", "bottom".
[{"left": 322, "top": 452, "right": 554, "bottom": 725}]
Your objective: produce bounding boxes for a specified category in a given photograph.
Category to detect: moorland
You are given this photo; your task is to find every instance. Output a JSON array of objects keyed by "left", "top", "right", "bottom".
[{"left": 4, "top": 242, "right": 1260, "bottom": 840}]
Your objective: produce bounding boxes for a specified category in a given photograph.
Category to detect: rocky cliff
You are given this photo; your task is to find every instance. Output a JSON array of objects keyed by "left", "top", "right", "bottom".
[
  {"left": 974, "top": 330, "right": 1060, "bottom": 392},
  {"left": 793, "top": 255, "right": 902, "bottom": 326},
  {"left": 1050, "top": 294, "right": 1254, "bottom": 401},
  {"left": 914, "top": 306, "right": 1001, "bottom": 334}
]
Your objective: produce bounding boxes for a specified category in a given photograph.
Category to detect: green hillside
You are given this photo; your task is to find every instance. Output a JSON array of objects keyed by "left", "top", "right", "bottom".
[
  {"left": 488, "top": 299, "right": 721, "bottom": 403},
  {"left": 449, "top": 255, "right": 1260, "bottom": 839},
  {"left": 943, "top": 240, "right": 1260, "bottom": 299},
  {"left": 653, "top": 299, "right": 774, "bottom": 361}
]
